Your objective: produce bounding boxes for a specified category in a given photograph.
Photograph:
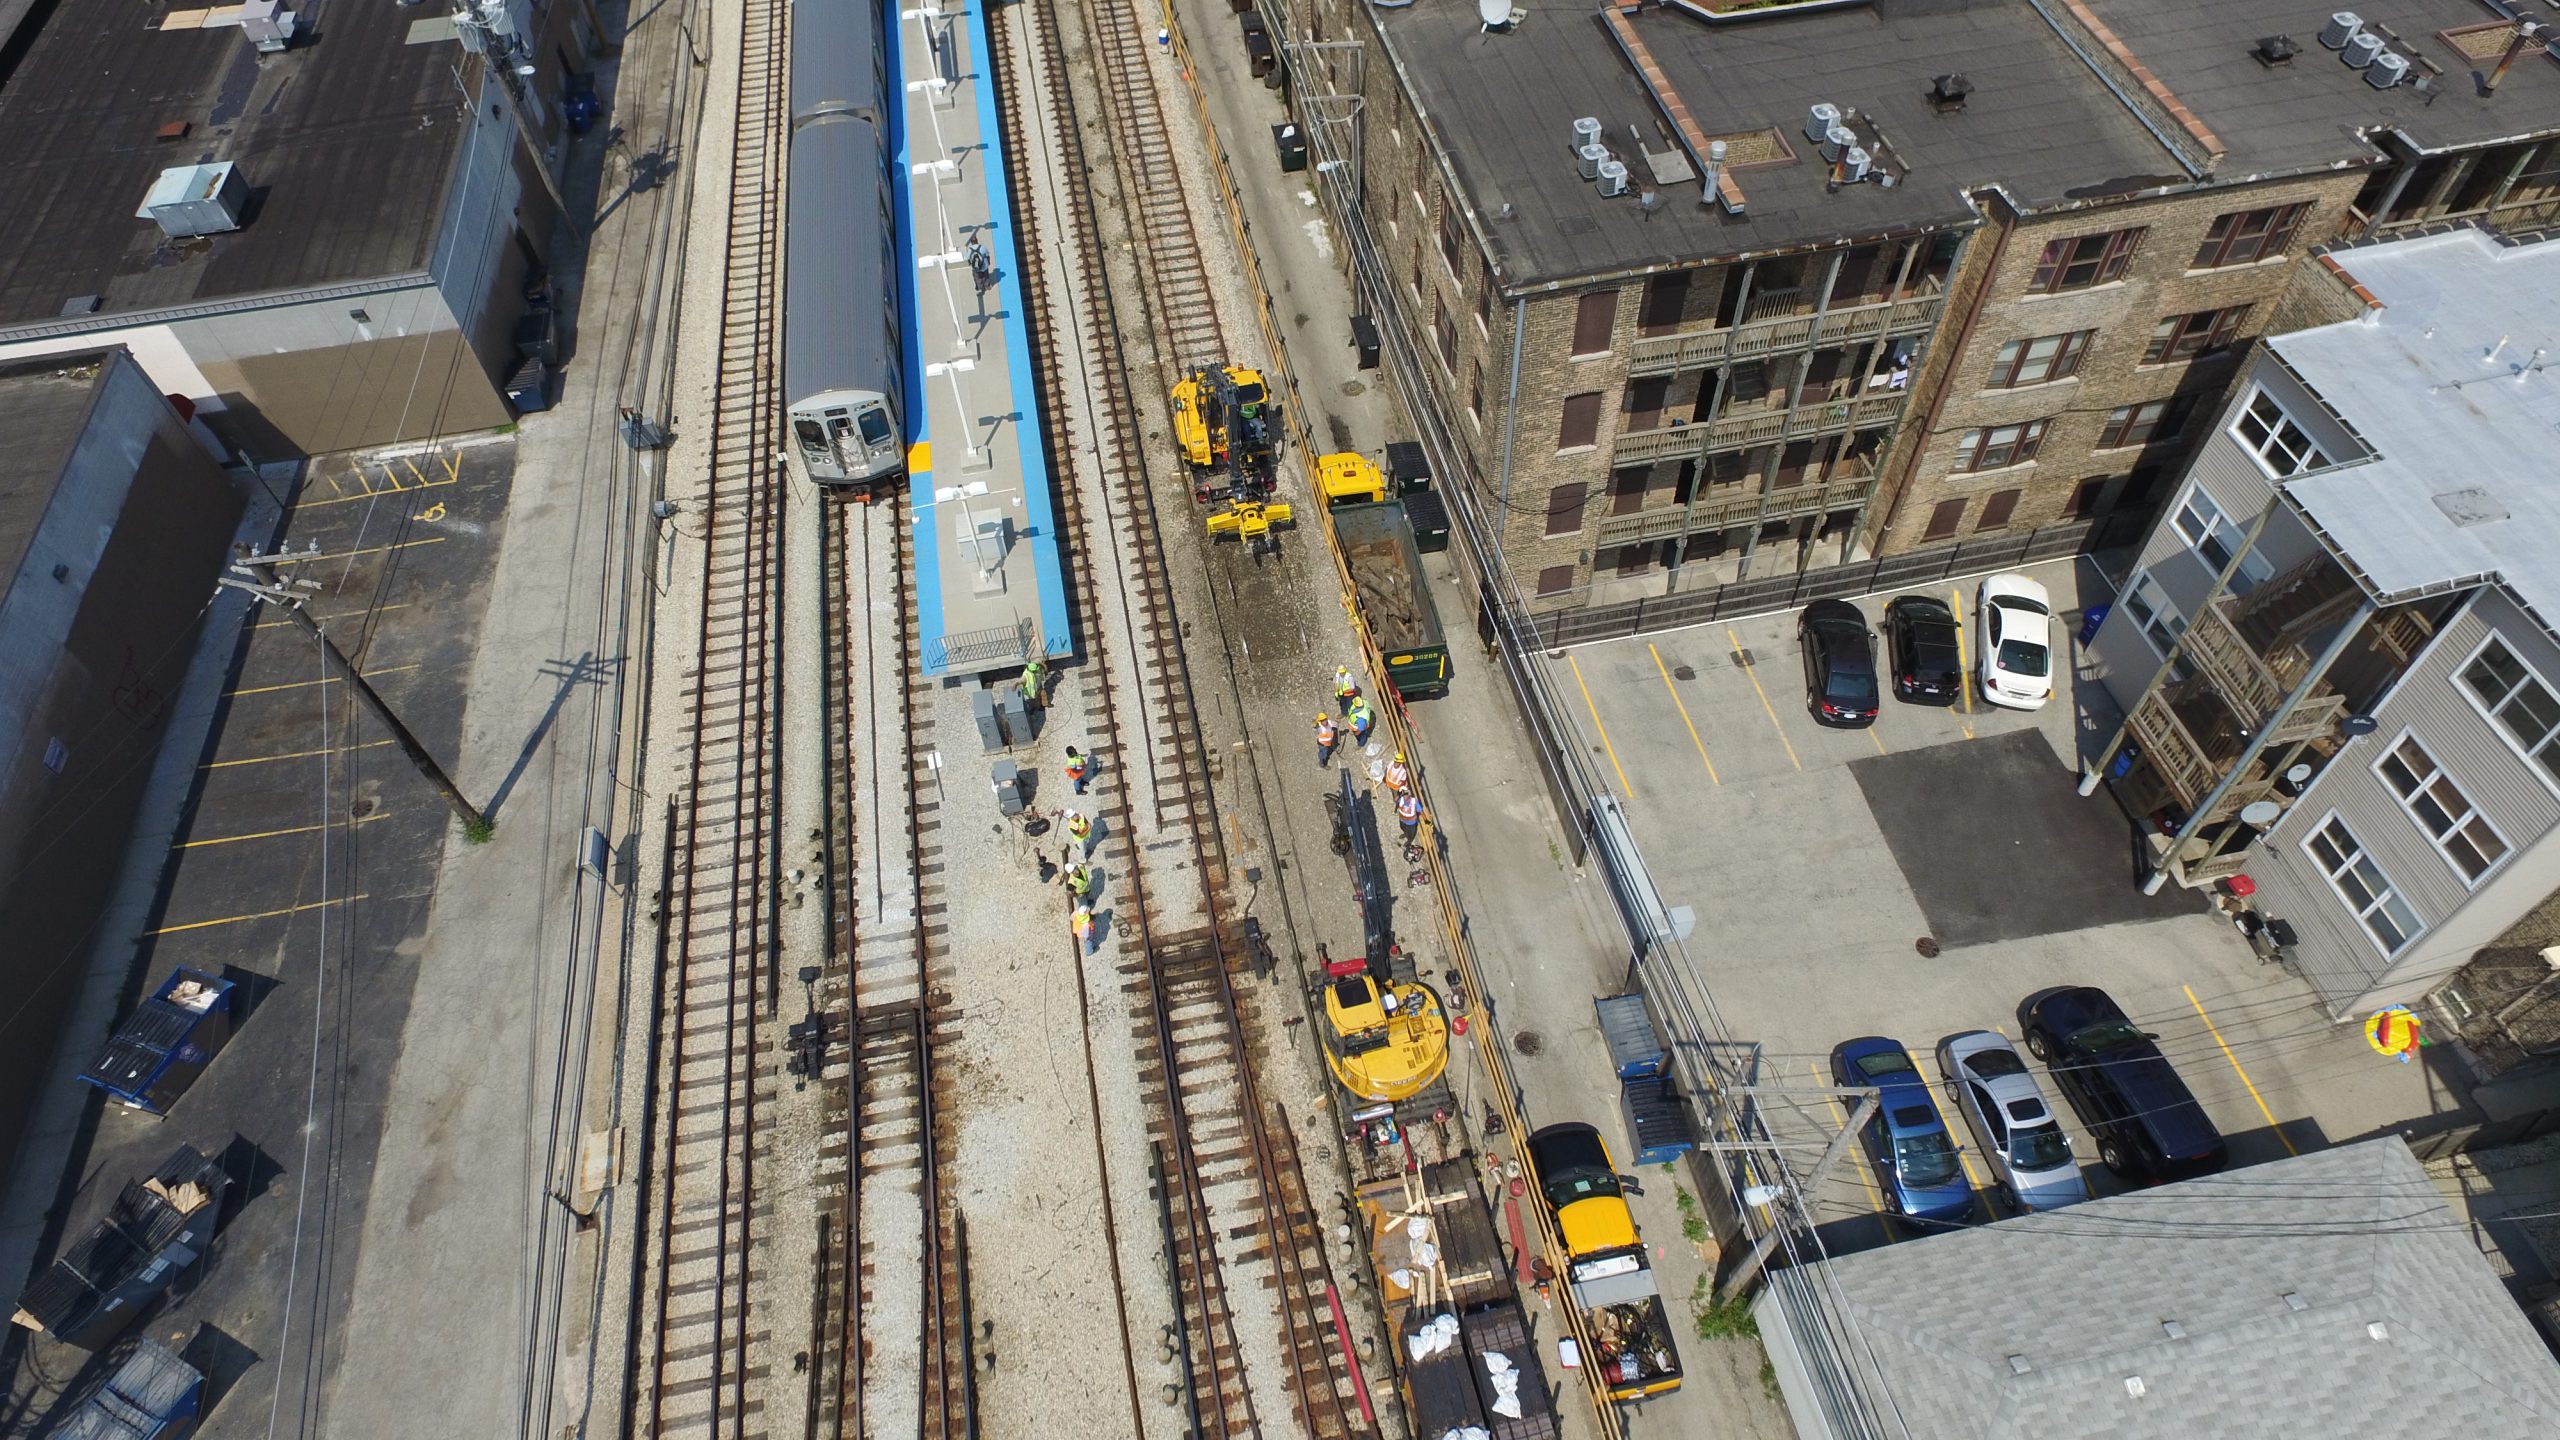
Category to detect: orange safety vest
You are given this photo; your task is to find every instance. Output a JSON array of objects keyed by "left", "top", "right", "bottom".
[
  {"left": 1385, "top": 762, "right": 1410, "bottom": 793},
  {"left": 1397, "top": 794, "right": 1421, "bottom": 824},
  {"left": 1066, "top": 755, "right": 1089, "bottom": 780},
  {"left": 1066, "top": 814, "right": 1092, "bottom": 840}
]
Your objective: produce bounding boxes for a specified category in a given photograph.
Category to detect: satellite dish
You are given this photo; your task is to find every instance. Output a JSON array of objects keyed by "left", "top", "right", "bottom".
[
  {"left": 2239, "top": 800, "right": 2283, "bottom": 829},
  {"left": 1478, "top": 0, "right": 1509, "bottom": 30},
  {"left": 2340, "top": 714, "right": 2380, "bottom": 737}
]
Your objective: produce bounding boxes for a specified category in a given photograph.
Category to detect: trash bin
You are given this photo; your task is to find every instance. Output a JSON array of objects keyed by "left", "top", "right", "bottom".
[
  {"left": 1402, "top": 487, "right": 1450, "bottom": 554},
  {"left": 1272, "top": 122, "right": 1308, "bottom": 173},
  {"left": 1386, "top": 439, "right": 1430, "bottom": 494},
  {"left": 504, "top": 357, "right": 552, "bottom": 413},
  {"left": 2076, "top": 601, "right": 2111, "bottom": 647},
  {"left": 1349, "top": 314, "right": 1381, "bottom": 370},
  {"left": 1242, "top": 28, "right": 1275, "bottom": 79}
]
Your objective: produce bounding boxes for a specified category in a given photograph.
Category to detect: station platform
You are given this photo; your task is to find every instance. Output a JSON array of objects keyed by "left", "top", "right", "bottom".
[{"left": 895, "top": 0, "right": 1072, "bottom": 677}]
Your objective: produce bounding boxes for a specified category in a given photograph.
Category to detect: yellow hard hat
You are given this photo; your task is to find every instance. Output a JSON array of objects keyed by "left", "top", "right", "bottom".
[{"left": 1395, "top": 751, "right": 1405, "bottom": 762}]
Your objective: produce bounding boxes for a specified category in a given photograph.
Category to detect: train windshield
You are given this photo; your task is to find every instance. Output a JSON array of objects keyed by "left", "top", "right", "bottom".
[
  {"left": 793, "top": 419, "right": 826, "bottom": 451},
  {"left": 858, "top": 408, "right": 892, "bottom": 446}
]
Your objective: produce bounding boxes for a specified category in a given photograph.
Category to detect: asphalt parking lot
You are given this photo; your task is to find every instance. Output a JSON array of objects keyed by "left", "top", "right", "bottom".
[
  {"left": 4, "top": 444, "right": 508, "bottom": 1433},
  {"left": 1541, "top": 555, "right": 2475, "bottom": 1254}
]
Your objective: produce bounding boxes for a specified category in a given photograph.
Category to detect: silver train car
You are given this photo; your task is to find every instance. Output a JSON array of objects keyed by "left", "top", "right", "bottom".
[{"left": 784, "top": 0, "right": 903, "bottom": 491}]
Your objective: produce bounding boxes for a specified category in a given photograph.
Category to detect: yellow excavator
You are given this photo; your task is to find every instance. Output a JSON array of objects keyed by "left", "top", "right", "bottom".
[
  {"left": 1205, "top": 496, "right": 1295, "bottom": 551},
  {"left": 1170, "top": 365, "right": 1277, "bottom": 502},
  {"left": 1314, "top": 771, "right": 1450, "bottom": 1106}
]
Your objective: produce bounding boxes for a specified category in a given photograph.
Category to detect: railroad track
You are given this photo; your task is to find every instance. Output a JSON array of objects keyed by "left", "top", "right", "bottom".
[
  {"left": 817, "top": 497, "right": 973, "bottom": 1439},
  {"left": 997, "top": 0, "right": 1373, "bottom": 1434},
  {"left": 636, "top": 0, "right": 789, "bottom": 1431}
]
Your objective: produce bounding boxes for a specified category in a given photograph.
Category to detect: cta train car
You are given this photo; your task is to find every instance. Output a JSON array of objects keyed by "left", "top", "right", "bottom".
[{"left": 784, "top": 0, "right": 904, "bottom": 492}]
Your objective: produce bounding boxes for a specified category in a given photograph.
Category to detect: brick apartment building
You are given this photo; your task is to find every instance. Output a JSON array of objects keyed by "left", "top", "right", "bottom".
[{"left": 1261, "top": 0, "right": 2560, "bottom": 612}]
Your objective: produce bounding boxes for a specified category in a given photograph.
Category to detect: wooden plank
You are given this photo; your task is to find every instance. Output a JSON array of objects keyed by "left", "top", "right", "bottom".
[{"left": 1600, "top": 8, "right": 1747, "bottom": 212}]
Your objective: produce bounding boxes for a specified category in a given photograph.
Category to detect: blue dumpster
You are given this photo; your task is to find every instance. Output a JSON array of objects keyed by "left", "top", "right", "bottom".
[
  {"left": 55, "top": 1339, "right": 204, "bottom": 1440},
  {"left": 79, "top": 969, "right": 235, "bottom": 1115}
]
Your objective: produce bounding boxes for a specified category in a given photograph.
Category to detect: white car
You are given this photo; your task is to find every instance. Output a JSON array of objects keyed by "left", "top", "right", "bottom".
[
  {"left": 1977, "top": 573, "right": 2054, "bottom": 710},
  {"left": 1936, "top": 1030, "right": 2089, "bottom": 1213}
]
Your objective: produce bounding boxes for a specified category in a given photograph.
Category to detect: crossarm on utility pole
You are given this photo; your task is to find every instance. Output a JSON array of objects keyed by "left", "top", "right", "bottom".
[
  {"left": 222, "top": 550, "right": 489, "bottom": 833},
  {"left": 1718, "top": 1090, "right": 1876, "bottom": 1302}
]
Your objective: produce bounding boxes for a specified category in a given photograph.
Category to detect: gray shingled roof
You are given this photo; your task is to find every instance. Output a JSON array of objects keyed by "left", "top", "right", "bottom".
[{"left": 1793, "top": 1138, "right": 2560, "bottom": 1438}]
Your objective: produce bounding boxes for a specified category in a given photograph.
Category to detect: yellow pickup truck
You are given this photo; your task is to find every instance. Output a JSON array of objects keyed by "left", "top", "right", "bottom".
[{"left": 1524, "top": 1121, "right": 1685, "bottom": 1401}]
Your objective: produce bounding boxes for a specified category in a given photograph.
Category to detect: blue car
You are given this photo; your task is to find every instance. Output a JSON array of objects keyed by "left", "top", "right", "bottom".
[{"left": 1831, "top": 1036, "right": 1977, "bottom": 1229}]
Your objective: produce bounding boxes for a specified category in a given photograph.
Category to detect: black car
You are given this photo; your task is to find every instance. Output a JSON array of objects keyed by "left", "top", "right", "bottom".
[
  {"left": 1797, "top": 599, "right": 1879, "bottom": 727},
  {"left": 2018, "top": 986, "right": 2228, "bottom": 1184},
  {"left": 1883, "top": 595, "right": 1962, "bottom": 705}
]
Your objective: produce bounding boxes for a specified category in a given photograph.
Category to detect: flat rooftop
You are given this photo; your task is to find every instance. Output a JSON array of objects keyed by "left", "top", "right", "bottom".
[
  {"left": 2081, "top": 0, "right": 2560, "bottom": 177},
  {"left": 2275, "top": 229, "right": 2560, "bottom": 632},
  {"left": 0, "top": 354, "right": 113, "bottom": 584},
  {"left": 0, "top": 4, "right": 468, "bottom": 330},
  {"left": 1375, "top": 0, "right": 2181, "bottom": 287}
]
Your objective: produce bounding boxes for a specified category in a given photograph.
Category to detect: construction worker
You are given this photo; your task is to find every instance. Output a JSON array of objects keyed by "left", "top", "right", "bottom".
[
  {"left": 1073, "top": 902, "right": 1096, "bottom": 953},
  {"left": 1397, "top": 791, "right": 1423, "bottom": 843},
  {"left": 1314, "top": 713, "right": 1339, "bottom": 766},
  {"left": 1064, "top": 862, "right": 1093, "bottom": 901},
  {"left": 1064, "top": 808, "right": 1094, "bottom": 854},
  {"left": 1334, "top": 665, "right": 1360, "bottom": 715},
  {"left": 1348, "top": 696, "right": 1374, "bottom": 746},
  {"left": 1019, "top": 658, "right": 1046, "bottom": 709},
  {"left": 1384, "top": 751, "right": 1411, "bottom": 796},
  {"left": 1065, "top": 746, "right": 1091, "bottom": 794}
]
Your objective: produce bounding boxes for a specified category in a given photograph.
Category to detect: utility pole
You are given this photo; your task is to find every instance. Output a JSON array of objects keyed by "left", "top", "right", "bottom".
[
  {"left": 1714, "top": 1087, "right": 1877, "bottom": 1302},
  {"left": 219, "top": 544, "right": 491, "bottom": 835}
]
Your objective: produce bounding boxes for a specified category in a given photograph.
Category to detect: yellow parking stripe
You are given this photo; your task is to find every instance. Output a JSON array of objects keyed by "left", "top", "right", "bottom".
[
  {"left": 1910, "top": 1051, "right": 1995, "bottom": 1208},
  {"left": 1729, "top": 629, "right": 1801, "bottom": 771},
  {"left": 1866, "top": 724, "right": 1888, "bottom": 756},
  {"left": 179, "top": 813, "right": 391, "bottom": 849},
  {"left": 203, "top": 739, "right": 395, "bottom": 770},
  {"left": 1947, "top": 587, "right": 1978, "bottom": 739},
  {"left": 258, "top": 602, "right": 411, "bottom": 631},
  {"left": 229, "top": 663, "right": 419, "bottom": 698},
  {"left": 1646, "top": 643, "right": 1717, "bottom": 785},
  {"left": 146, "top": 894, "right": 366, "bottom": 936},
  {"left": 1567, "top": 654, "right": 1636, "bottom": 800},
  {"left": 2184, "top": 984, "right": 2298, "bottom": 1156},
  {"left": 292, "top": 477, "right": 457, "bottom": 511}
]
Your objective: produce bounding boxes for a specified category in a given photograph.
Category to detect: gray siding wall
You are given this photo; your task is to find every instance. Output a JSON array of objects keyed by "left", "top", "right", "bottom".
[{"left": 2252, "top": 590, "right": 2560, "bottom": 1014}]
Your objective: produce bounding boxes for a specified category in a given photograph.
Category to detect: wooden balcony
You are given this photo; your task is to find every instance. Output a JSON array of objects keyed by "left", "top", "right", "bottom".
[
  {"left": 1591, "top": 476, "right": 1870, "bottom": 546},
  {"left": 1613, "top": 389, "right": 1908, "bottom": 464},
  {"left": 1627, "top": 291, "right": 1945, "bottom": 377},
  {"left": 2128, "top": 685, "right": 2345, "bottom": 817}
]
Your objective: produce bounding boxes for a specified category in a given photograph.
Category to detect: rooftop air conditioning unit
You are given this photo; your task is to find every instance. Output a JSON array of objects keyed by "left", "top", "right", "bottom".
[
  {"left": 2366, "top": 50, "right": 2410, "bottom": 87},
  {"left": 136, "top": 163, "right": 248, "bottom": 239},
  {"left": 1598, "top": 159, "right": 1629, "bottom": 197},
  {"left": 1806, "top": 102, "right": 1840, "bottom": 145},
  {"left": 2342, "top": 31, "right": 2383, "bottom": 67},
  {"left": 2319, "top": 11, "right": 2360, "bottom": 49},
  {"left": 237, "top": 0, "right": 297, "bottom": 52}
]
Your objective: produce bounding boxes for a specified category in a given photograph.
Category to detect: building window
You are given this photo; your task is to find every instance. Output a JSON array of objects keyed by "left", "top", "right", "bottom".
[
  {"left": 1988, "top": 330, "right": 2093, "bottom": 388},
  {"left": 2192, "top": 202, "right": 2308, "bottom": 268},
  {"left": 2306, "top": 815, "right": 2424, "bottom": 956},
  {"left": 2098, "top": 398, "right": 2190, "bottom": 449},
  {"left": 1558, "top": 392, "right": 1602, "bottom": 450},
  {"left": 1440, "top": 198, "right": 1465, "bottom": 279},
  {"left": 2459, "top": 637, "right": 2560, "bottom": 784},
  {"left": 2120, "top": 569, "right": 2186, "bottom": 654},
  {"left": 1545, "top": 481, "right": 1588, "bottom": 537},
  {"left": 1385, "top": 185, "right": 1400, "bottom": 231},
  {"left": 2168, "top": 483, "right": 2274, "bottom": 590},
  {"left": 2063, "top": 475, "right": 2111, "bottom": 519},
  {"left": 2029, "top": 227, "right": 2144, "bottom": 294},
  {"left": 1434, "top": 300, "right": 1457, "bottom": 370},
  {"left": 2376, "top": 733, "right": 2510, "bottom": 884},
  {"left": 1638, "top": 271, "right": 1691, "bottom": 337},
  {"left": 1922, "top": 497, "right": 1967, "bottom": 541},
  {"left": 1476, "top": 277, "right": 1494, "bottom": 333},
  {"left": 2232, "top": 389, "right": 2329, "bottom": 477},
  {"left": 1469, "top": 365, "right": 1485, "bottom": 425},
  {"left": 2144, "top": 306, "right": 2251, "bottom": 365},
  {"left": 1951, "top": 420, "right": 2049, "bottom": 472},
  {"left": 1976, "top": 488, "right": 2022, "bottom": 531},
  {"left": 1536, "top": 564, "right": 1576, "bottom": 597},
  {"left": 1609, "top": 468, "right": 1648, "bottom": 515},
  {"left": 1570, "top": 291, "right": 1616, "bottom": 357}
]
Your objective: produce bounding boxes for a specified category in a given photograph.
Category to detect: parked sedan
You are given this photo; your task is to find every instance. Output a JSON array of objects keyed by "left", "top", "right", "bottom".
[
  {"left": 1798, "top": 599, "right": 1880, "bottom": 727},
  {"left": 1831, "top": 1036, "right": 1977, "bottom": 1228},
  {"left": 1936, "top": 1030, "right": 2089, "bottom": 1213},
  {"left": 2018, "top": 986, "right": 2229, "bottom": 1184},
  {"left": 1884, "top": 595, "right": 1962, "bottom": 705},
  {"left": 1977, "top": 573, "right": 2055, "bottom": 710}
]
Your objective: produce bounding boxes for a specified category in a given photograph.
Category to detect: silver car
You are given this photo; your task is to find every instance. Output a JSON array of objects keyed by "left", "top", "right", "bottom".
[{"left": 1936, "top": 1030, "right": 2089, "bottom": 1213}]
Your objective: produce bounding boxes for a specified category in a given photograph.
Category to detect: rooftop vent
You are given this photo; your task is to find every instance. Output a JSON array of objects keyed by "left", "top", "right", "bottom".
[
  {"left": 2319, "top": 12, "right": 2361, "bottom": 49},
  {"left": 2342, "top": 31, "right": 2384, "bottom": 67},
  {"left": 2366, "top": 50, "right": 2410, "bottom": 87},
  {"left": 2005, "top": 1355, "right": 2033, "bottom": 1375},
  {"left": 1929, "top": 74, "right": 1970, "bottom": 112},
  {"left": 135, "top": 162, "right": 247, "bottom": 239},
  {"left": 2432, "top": 488, "right": 2509, "bottom": 527},
  {"left": 2284, "top": 1291, "right": 2309, "bottom": 1311},
  {"left": 2254, "top": 34, "right": 2298, "bottom": 66},
  {"left": 2161, "top": 1320, "right": 2187, "bottom": 1340}
]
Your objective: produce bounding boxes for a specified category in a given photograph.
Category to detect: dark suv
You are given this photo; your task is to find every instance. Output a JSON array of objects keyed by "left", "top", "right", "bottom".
[
  {"left": 2018, "top": 986, "right": 2228, "bottom": 1184},
  {"left": 1797, "top": 599, "right": 1879, "bottom": 727}
]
